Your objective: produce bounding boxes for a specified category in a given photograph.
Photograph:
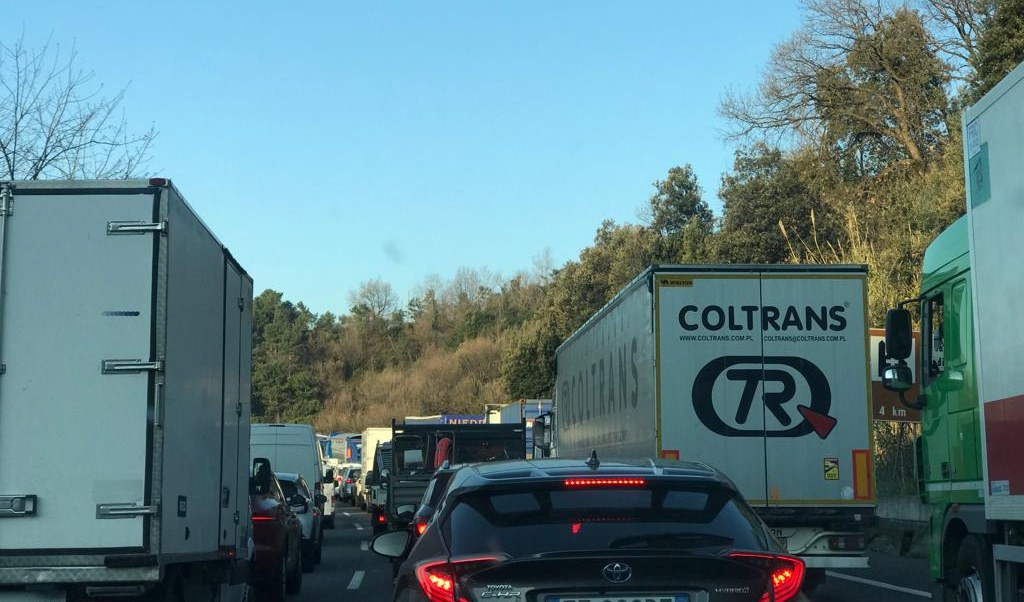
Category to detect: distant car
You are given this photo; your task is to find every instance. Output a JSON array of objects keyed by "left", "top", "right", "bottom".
[
  {"left": 372, "top": 457, "right": 805, "bottom": 602},
  {"left": 275, "top": 472, "right": 326, "bottom": 574},
  {"left": 251, "top": 423, "right": 335, "bottom": 529},
  {"left": 340, "top": 467, "right": 361, "bottom": 503},
  {"left": 249, "top": 459, "right": 303, "bottom": 602}
]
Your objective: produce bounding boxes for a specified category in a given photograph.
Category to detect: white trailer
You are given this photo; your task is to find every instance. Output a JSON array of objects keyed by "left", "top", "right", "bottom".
[
  {"left": 359, "top": 427, "right": 391, "bottom": 508},
  {"left": 553, "top": 265, "right": 875, "bottom": 577},
  {"left": 963, "top": 60, "right": 1024, "bottom": 599},
  {"left": 0, "top": 180, "right": 253, "bottom": 601}
]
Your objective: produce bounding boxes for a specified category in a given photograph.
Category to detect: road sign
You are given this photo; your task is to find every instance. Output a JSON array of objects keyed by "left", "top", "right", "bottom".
[{"left": 869, "top": 328, "right": 921, "bottom": 422}]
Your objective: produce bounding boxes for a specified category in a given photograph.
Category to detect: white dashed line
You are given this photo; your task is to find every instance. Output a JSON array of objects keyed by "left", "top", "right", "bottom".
[
  {"left": 354, "top": 523, "right": 364, "bottom": 531},
  {"left": 343, "top": 512, "right": 350, "bottom": 516},
  {"left": 347, "top": 570, "right": 365, "bottom": 590},
  {"left": 360, "top": 540, "right": 368, "bottom": 551},
  {"left": 826, "top": 571, "right": 933, "bottom": 598}
]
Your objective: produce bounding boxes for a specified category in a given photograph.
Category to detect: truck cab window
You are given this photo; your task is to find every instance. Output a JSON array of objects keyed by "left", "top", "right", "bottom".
[{"left": 924, "top": 294, "right": 945, "bottom": 383}]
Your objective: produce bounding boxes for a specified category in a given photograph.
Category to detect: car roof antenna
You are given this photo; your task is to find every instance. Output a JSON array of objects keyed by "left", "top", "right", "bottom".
[{"left": 586, "top": 450, "right": 600, "bottom": 470}]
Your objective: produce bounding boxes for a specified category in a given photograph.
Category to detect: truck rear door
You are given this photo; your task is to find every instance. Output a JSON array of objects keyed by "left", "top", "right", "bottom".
[
  {"left": 759, "top": 272, "right": 873, "bottom": 506},
  {"left": 0, "top": 186, "right": 158, "bottom": 551}
]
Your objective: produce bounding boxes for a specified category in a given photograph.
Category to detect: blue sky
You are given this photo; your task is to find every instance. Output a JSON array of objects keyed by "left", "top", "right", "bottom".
[{"left": 16, "top": 2, "right": 802, "bottom": 314}]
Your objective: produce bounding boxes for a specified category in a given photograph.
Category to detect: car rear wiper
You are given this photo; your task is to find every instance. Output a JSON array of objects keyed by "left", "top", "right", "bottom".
[{"left": 608, "top": 532, "right": 734, "bottom": 550}]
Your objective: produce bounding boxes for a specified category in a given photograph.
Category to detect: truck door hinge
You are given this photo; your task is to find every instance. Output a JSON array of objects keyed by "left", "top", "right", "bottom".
[
  {"left": 0, "top": 184, "right": 13, "bottom": 216},
  {"left": 0, "top": 495, "right": 37, "bottom": 518},
  {"left": 96, "top": 503, "right": 159, "bottom": 519},
  {"left": 237, "top": 297, "right": 244, "bottom": 310},
  {"left": 233, "top": 510, "right": 240, "bottom": 525},
  {"left": 236, "top": 402, "right": 242, "bottom": 417},
  {"left": 107, "top": 220, "right": 168, "bottom": 235},
  {"left": 102, "top": 359, "right": 164, "bottom": 374}
]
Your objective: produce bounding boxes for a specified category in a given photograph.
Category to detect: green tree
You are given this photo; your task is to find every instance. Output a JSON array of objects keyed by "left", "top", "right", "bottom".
[
  {"left": 252, "top": 290, "right": 322, "bottom": 422},
  {"left": 970, "top": 0, "right": 1024, "bottom": 100},
  {"left": 718, "top": 144, "right": 840, "bottom": 263}
]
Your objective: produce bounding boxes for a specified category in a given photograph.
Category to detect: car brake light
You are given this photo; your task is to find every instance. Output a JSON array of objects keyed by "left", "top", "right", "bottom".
[
  {"left": 563, "top": 478, "right": 646, "bottom": 487},
  {"left": 728, "top": 552, "right": 805, "bottom": 602},
  {"left": 251, "top": 515, "right": 275, "bottom": 522},
  {"left": 376, "top": 514, "right": 387, "bottom": 524},
  {"left": 346, "top": 478, "right": 354, "bottom": 484},
  {"left": 415, "top": 520, "right": 428, "bottom": 536},
  {"left": 415, "top": 558, "right": 501, "bottom": 602}
]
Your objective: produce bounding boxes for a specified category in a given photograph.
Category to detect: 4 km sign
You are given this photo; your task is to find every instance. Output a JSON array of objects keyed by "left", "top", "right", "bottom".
[{"left": 868, "top": 328, "right": 921, "bottom": 422}]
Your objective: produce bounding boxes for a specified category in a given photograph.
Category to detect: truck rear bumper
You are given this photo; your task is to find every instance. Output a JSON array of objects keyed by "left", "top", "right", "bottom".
[{"left": 0, "top": 565, "right": 159, "bottom": 585}]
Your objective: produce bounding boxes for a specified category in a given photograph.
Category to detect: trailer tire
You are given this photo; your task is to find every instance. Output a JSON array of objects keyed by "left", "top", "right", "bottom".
[{"left": 944, "top": 535, "right": 994, "bottom": 602}]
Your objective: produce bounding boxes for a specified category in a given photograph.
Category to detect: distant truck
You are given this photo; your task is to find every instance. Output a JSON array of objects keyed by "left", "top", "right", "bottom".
[
  {"left": 550, "top": 264, "right": 876, "bottom": 587},
  {"left": 880, "top": 60, "right": 1024, "bottom": 600},
  {"left": 0, "top": 180, "right": 253, "bottom": 599},
  {"left": 487, "top": 399, "right": 552, "bottom": 458},
  {"left": 359, "top": 427, "right": 391, "bottom": 510},
  {"left": 383, "top": 420, "right": 527, "bottom": 529}
]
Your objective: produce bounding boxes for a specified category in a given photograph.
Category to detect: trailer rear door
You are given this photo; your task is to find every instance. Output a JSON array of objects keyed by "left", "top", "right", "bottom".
[{"left": 0, "top": 187, "right": 158, "bottom": 551}]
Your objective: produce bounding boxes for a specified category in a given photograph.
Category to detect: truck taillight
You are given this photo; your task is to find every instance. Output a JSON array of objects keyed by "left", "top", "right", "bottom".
[{"left": 728, "top": 552, "right": 805, "bottom": 602}]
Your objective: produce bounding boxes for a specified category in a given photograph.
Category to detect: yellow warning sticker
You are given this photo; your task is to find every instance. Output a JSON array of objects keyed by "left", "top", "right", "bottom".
[{"left": 824, "top": 457, "right": 839, "bottom": 481}]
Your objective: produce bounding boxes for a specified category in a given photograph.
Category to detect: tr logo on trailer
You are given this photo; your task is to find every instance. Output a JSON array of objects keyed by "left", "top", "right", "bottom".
[{"left": 692, "top": 355, "right": 837, "bottom": 439}]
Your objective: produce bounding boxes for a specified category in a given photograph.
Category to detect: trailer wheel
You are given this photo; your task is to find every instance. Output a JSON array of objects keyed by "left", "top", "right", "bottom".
[{"left": 945, "top": 535, "right": 994, "bottom": 602}]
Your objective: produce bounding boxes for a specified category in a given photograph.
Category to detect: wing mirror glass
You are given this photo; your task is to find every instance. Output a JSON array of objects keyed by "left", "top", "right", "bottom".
[
  {"left": 883, "top": 365, "right": 913, "bottom": 392},
  {"left": 251, "top": 458, "right": 272, "bottom": 494},
  {"left": 370, "top": 530, "right": 410, "bottom": 558},
  {"left": 396, "top": 504, "right": 416, "bottom": 522},
  {"left": 885, "top": 309, "right": 913, "bottom": 360}
]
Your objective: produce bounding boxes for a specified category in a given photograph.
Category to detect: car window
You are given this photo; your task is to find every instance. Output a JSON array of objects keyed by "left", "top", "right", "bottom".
[
  {"left": 278, "top": 479, "right": 299, "bottom": 500},
  {"left": 444, "top": 483, "right": 769, "bottom": 557},
  {"left": 296, "top": 477, "right": 312, "bottom": 498}
]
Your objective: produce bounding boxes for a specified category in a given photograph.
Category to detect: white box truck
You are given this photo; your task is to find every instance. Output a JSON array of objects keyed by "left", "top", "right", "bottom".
[
  {"left": 0, "top": 179, "right": 253, "bottom": 600},
  {"left": 359, "top": 427, "right": 391, "bottom": 510},
  {"left": 553, "top": 265, "right": 876, "bottom": 583},
  {"left": 962, "top": 60, "right": 1024, "bottom": 599}
]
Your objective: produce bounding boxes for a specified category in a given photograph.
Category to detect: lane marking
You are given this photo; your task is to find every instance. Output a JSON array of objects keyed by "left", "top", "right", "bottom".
[
  {"left": 354, "top": 523, "right": 364, "bottom": 531},
  {"left": 347, "top": 570, "right": 365, "bottom": 590},
  {"left": 343, "top": 512, "right": 351, "bottom": 516},
  {"left": 360, "top": 540, "right": 368, "bottom": 551},
  {"left": 826, "top": 571, "right": 933, "bottom": 598}
]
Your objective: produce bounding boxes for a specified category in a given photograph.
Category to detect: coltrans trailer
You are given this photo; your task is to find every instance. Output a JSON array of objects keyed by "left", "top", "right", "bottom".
[
  {"left": 881, "top": 60, "right": 1024, "bottom": 601},
  {"left": 0, "top": 180, "right": 253, "bottom": 601},
  {"left": 551, "top": 264, "right": 876, "bottom": 588}
]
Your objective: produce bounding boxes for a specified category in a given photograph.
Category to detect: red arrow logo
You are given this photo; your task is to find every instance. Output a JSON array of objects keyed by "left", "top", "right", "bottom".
[{"left": 797, "top": 405, "right": 837, "bottom": 439}]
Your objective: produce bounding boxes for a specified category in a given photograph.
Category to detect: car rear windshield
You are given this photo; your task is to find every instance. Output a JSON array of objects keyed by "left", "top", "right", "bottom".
[
  {"left": 444, "top": 482, "right": 769, "bottom": 557},
  {"left": 278, "top": 479, "right": 299, "bottom": 499}
]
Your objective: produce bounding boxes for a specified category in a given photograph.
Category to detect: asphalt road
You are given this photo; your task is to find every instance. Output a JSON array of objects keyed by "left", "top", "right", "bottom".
[{"left": 283, "top": 507, "right": 938, "bottom": 602}]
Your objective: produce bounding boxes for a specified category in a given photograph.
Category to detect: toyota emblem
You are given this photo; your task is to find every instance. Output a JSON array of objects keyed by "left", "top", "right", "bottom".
[{"left": 602, "top": 562, "right": 632, "bottom": 584}]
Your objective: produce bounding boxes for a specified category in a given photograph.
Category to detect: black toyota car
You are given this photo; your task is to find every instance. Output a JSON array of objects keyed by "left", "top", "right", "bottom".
[{"left": 371, "top": 455, "right": 805, "bottom": 602}]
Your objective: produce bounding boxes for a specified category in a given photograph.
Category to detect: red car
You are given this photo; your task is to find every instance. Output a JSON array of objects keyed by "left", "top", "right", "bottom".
[{"left": 250, "top": 458, "right": 304, "bottom": 602}]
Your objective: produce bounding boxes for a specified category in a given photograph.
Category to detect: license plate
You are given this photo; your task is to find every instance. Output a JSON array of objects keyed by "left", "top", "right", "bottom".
[{"left": 547, "top": 596, "right": 689, "bottom": 602}]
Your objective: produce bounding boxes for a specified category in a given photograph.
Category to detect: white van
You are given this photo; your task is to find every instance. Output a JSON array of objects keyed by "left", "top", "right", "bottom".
[{"left": 251, "top": 423, "right": 336, "bottom": 528}]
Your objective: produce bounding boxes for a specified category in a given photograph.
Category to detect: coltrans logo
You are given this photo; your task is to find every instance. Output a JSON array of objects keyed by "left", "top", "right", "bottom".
[
  {"left": 678, "top": 304, "right": 848, "bottom": 332},
  {"left": 692, "top": 355, "right": 837, "bottom": 439}
]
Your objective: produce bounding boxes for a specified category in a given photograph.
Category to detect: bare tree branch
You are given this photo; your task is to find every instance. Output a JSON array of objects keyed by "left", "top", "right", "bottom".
[{"left": 0, "top": 34, "right": 157, "bottom": 180}]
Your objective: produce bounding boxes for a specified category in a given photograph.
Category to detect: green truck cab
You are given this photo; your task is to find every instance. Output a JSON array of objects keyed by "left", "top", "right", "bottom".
[{"left": 914, "top": 217, "right": 989, "bottom": 587}]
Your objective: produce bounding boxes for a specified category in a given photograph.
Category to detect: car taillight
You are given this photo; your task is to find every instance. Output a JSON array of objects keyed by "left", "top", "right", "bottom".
[
  {"left": 415, "top": 557, "right": 501, "bottom": 602},
  {"left": 345, "top": 478, "right": 354, "bottom": 484},
  {"left": 563, "top": 478, "right": 646, "bottom": 487},
  {"left": 727, "top": 552, "right": 805, "bottom": 602},
  {"left": 251, "top": 514, "right": 274, "bottom": 522},
  {"left": 415, "top": 519, "right": 428, "bottom": 536},
  {"left": 376, "top": 514, "right": 387, "bottom": 524}
]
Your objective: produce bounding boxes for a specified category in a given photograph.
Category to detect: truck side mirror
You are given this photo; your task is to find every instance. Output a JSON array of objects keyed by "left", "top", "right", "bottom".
[
  {"left": 324, "top": 469, "right": 334, "bottom": 483},
  {"left": 883, "top": 365, "right": 913, "bottom": 392},
  {"left": 885, "top": 309, "right": 913, "bottom": 360}
]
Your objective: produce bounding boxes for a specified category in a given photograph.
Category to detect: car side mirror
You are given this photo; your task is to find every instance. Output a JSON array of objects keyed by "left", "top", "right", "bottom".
[
  {"left": 883, "top": 365, "right": 913, "bottom": 392},
  {"left": 251, "top": 457, "right": 272, "bottom": 494},
  {"left": 315, "top": 493, "right": 327, "bottom": 505},
  {"left": 370, "top": 530, "right": 410, "bottom": 558},
  {"left": 396, "top": 504, "right": 416, "bottom": 522},
  {"left": 288, "top": 495, "right": 308, "bottom": 513}
]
